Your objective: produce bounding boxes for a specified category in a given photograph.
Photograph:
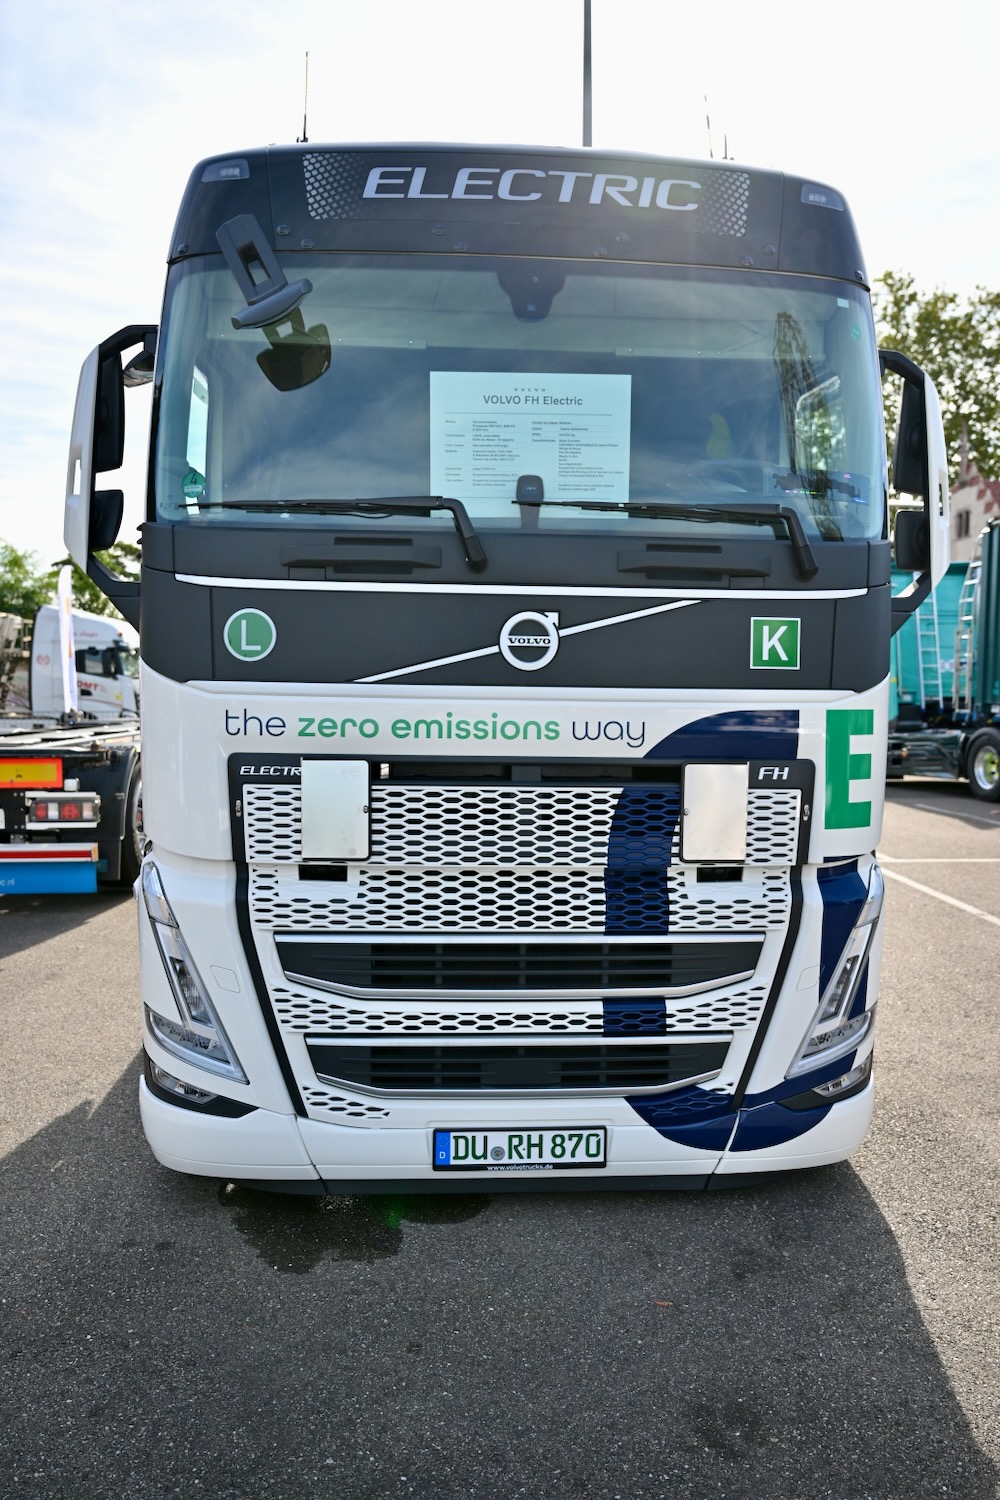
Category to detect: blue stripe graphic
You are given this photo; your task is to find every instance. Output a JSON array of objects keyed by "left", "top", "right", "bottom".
[
  {"left": 604, "top": 784, "right": 680, "bottom": 935},
  {"left": 645, "top": 709, "right": 799, "bottom": 763}
]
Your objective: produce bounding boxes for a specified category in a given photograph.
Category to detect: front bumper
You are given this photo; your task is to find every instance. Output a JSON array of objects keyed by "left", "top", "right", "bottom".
[{"left": 139, "top": 1073, "right": 874, "bottom": 1191}]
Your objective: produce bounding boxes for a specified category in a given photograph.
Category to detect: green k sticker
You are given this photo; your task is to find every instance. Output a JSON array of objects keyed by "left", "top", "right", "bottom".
[
  {"left": 751, "top": 617, "right": 800, "bottom": 669},
  {"left": 224, "top": 608, "right": 277, "bottom": 661}
]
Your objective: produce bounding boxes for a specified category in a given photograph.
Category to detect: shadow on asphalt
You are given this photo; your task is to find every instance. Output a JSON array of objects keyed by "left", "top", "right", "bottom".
[
  {"left": 0, "top": 1063, "right": 995, "bottom": 1500},
  {"left": 0, "top": 889, "right": 133, "bottom": 959}
]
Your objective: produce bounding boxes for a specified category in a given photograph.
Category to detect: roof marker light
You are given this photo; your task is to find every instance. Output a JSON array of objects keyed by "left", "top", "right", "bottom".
[{"left": 201, "top": 159, "right": 250, "bottom": 183}]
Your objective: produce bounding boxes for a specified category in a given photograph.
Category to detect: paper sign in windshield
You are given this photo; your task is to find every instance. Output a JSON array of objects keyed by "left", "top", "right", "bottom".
[{"left": 430, "top": 372, "right": 631, "bottom": 502}]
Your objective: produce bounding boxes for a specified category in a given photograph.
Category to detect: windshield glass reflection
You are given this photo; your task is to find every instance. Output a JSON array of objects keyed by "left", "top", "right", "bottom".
[{"left": 154, "top": 255, "right": 885, "bottom": 542}]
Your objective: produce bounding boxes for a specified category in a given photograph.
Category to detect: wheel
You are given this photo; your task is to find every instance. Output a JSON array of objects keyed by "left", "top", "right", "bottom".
[
  {"left": 966, "top": 731, "right": 1000, "bottom": 802},
  {"left": 119, "top": 763, "right": 144, "bottom": 885}
]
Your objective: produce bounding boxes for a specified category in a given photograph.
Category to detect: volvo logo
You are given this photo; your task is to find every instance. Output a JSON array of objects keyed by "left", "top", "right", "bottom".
[{"left": 498, "top": 611, "right": 560, "bottom": 672}]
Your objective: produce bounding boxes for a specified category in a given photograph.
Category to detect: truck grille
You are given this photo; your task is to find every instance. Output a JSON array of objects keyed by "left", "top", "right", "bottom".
[
  {"left": 276, "top": 937, "right": 761, "bottom": 995},
  {"left": 305, "top": 1038, "right": 730, "bottom": 1095},
  {"left": 244, "top": 783, "right": 800, "bottom": 868},
  {"left": 235, "top": 768, "right": 796, "bottom": 1115},
  {"left": 268, "top": 982, "right": 769, "bottom": 1036}
]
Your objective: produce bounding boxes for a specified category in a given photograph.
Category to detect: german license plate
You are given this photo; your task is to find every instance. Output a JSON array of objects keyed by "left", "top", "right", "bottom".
[{"left": 433, "top": 1127, "right": 607, "bottom": 1172}]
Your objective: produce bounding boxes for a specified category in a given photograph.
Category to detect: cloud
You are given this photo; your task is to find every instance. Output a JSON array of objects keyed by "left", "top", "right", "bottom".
[{"left": 2, "top": 0, "right": 999, "bottom": 560}]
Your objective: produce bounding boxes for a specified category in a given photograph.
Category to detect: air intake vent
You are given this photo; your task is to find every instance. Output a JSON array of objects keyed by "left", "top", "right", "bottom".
[
  {"left": 277, "top": 939, "right": 761, "bottom": 995},
  {"left": 306, "top": 1038, "right": 729, "bottom": 1094}
]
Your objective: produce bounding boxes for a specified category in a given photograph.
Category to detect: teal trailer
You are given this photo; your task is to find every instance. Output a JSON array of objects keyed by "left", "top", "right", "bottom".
[{"left": 888, "top": 521, "right": 1000, "bottom": 798}]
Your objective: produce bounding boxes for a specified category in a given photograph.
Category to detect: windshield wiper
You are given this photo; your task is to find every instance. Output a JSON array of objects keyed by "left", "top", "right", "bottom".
[
  {"left": 204, "top": 496, "right": 487, "bottom": 573},
  {"left": 513, "top": 497, "right": 818, "bottom": 580}
]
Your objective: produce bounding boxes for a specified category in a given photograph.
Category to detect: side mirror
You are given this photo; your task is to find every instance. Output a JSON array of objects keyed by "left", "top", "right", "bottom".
[
  {"left": 880, "top": 349, "right": 950, "bottom": 633},
  {"left": 893, "top": 506, "right": 927, "bottom": 572},
  {"left": 65, "top": 325, "right": 156, "bottom": 629}
]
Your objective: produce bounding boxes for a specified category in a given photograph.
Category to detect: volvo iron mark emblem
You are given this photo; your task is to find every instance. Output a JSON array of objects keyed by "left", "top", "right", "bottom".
[{"left": 498, "top": 611, "right": 560, "bottom": 671}]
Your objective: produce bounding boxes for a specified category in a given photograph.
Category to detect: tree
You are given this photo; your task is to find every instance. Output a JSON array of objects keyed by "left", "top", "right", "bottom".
[
  {"left": 872, "top": 271, "right": 1000, "bottom": 484},
  {"left": 44, "top": 543, "right": 141, "bottom": 619},
  {"left": 0, "top": 542, "right": 55, "bottom": 620},
  {"left": 0, "top": 539, "right": 141, "bottom": 623}
]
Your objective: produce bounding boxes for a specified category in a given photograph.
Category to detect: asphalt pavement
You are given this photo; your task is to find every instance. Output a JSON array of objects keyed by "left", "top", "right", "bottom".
[{"left": 0, "top": 782, "right": 997, "bottom": 1500}]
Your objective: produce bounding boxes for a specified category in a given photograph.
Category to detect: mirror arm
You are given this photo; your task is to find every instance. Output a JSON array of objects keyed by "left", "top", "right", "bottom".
[
  {"left": 87, "top": 551, "right": 140, "bottom": 630},
  {"left": 890, "top": 571, "right": 932, "bottom": 635}
]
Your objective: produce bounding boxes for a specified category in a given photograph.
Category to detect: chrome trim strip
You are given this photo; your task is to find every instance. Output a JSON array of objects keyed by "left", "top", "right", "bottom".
[
  {"left": 282, "top": 967, "right": 756, "bottom": 1004},
  {"left": 274, "top": 932, "right": 760, "bottom": 947},
  {"left": 311, "top": 1064, "right": 726, "bottom": 1101},
  {"left": 306, "top": 1032, "right": 727, "bottom": 1048}
]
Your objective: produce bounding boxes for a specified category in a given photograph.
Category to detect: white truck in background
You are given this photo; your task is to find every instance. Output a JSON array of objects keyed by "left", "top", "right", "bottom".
[
  {"left": 0, "top": 604, "right": 141, "bottom": 894},
  {"left": 30, "top": 604, "right": 139, "bottom": 720}
]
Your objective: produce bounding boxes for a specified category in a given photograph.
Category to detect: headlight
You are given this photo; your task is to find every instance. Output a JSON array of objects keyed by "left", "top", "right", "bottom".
[
  {"left": 141, "top": 862, "right": 246, "bottom": 1082},
  {"left": 788, "top": 865, "right": 883, "bottom": 1077}
]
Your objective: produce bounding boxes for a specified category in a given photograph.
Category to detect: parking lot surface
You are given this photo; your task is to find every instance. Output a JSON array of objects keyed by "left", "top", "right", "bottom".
[{"left": 1, "top": 781, "right": 998, "bottom": 1499}]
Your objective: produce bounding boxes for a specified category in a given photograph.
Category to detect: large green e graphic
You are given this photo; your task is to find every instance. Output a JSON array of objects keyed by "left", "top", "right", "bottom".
[{"left": 825, "top": 708, "right": 874, "bottom": 829}]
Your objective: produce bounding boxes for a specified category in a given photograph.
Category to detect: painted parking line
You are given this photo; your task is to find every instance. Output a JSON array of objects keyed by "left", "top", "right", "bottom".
[
  {"left": 881, "top": 868, "right": 1000, "bottom": 929},
  {"left": 914, "top": 802, "right": 1000, "bottom": 826},
  {"left": 880, "top": 856, "right": 1000, "bottom": 864}
]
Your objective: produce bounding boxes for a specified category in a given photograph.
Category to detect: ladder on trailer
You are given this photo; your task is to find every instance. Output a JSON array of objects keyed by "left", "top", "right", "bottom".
[
  {"left": 954, "top": 532, "right": 984, "bottom": 719},
  {"left": 915, "top": 578, "right": 942, "bottom": 707}
]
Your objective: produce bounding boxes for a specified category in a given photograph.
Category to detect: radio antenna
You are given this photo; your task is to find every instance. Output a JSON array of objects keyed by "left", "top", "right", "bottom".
[
  {"left": 582, "top": 0, "right": 592, "bottom": 147},
  {"left": 704, "top": 95, "right": 714, "bottom": 159},
  {"left": 297, "top": 51, "right": 310, "bottom": 144}
]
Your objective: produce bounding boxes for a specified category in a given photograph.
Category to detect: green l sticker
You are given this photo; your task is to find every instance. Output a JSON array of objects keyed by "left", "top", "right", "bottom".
[
  {"left": 224, "top": 608, "right": 277, "bottom": 662},
  {"left": 751, "top": 617, "right": 800, "bottom": 669}
]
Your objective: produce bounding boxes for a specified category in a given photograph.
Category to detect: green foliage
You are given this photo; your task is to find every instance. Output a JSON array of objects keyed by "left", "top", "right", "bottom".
[
  {"left": 0, "top": 542, "right": 56, "bottom": 620},
  {"left": 44, "top": 543, "right": 141, "bottom": 619},
  {"left": 873, "top": 271, "right": 1000, "bottom": 484},
  {"left": 0, "top": 540, "right": 141, "bottom": 623}
]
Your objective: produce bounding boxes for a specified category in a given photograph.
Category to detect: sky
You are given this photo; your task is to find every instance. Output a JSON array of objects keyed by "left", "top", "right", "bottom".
[{"left": 2, "top": 0, "right": 999, "bottom": 566}]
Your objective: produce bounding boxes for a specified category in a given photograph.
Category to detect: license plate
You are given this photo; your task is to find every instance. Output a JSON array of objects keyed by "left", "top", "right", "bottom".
[{"left": 433, "top": 1127, "right": 607, "bottom": 1172}]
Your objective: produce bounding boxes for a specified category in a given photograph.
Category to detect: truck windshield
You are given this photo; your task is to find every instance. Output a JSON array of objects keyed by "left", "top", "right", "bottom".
[
  {"left": 153, "top": 253, "right": 885, "bottom": 543},
  {"left": 115, "top": 646, "right": 139, "bottom": 678}
]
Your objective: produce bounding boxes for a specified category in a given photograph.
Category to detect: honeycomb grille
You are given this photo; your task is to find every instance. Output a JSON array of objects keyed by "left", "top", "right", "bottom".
[
  {"left": 241, "top": 774, "right": 787, "bottom": 1108},
  {"left": 298, "top": 1083, "right": 391, "bottom": 1121},
  {"left": 270, "top": 983, "right": 768, "bottom": 1036},
  {"left": 249, "top": 863, "right": 786, "bottom": 934},
  {"left": 242, "top": 783, "right": 800, "bottom": 868},
  {"left": 245, "top": 785, "right": 622, "bottom": 866},
  {"left": 745, "top": 790, "right": 800, "bottom": 864},
  {"left": 698, "top": 170, "right": 751, "bottom": 237},
  {"left": 304, "top": 152, "right": 385, "bottom": 220},
  {"left": 252, "top": 866, "right": 606, "bottom": 931}
]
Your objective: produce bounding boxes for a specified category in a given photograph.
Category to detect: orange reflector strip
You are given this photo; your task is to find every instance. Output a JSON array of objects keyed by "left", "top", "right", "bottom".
[{"left": 0, "top": 758, "right": 64, "bottom": 789}]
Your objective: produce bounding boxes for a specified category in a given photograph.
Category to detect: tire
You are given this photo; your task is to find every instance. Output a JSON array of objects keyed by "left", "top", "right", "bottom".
[
  {"left": 966, "top": 731, "right": 1000, "bottom": 802},
  {"left": 119, "top": 763, "right": 144, "bottom": 885}
]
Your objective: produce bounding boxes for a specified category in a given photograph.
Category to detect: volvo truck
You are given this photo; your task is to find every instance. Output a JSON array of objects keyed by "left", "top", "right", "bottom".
[{"left": 63, "top": 145, "right": 948, "bottom": 1190}]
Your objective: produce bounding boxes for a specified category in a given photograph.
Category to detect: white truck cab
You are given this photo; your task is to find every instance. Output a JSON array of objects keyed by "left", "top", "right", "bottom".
[{"left": 30, "top": 605, "right": 139, "bottom": 720}]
